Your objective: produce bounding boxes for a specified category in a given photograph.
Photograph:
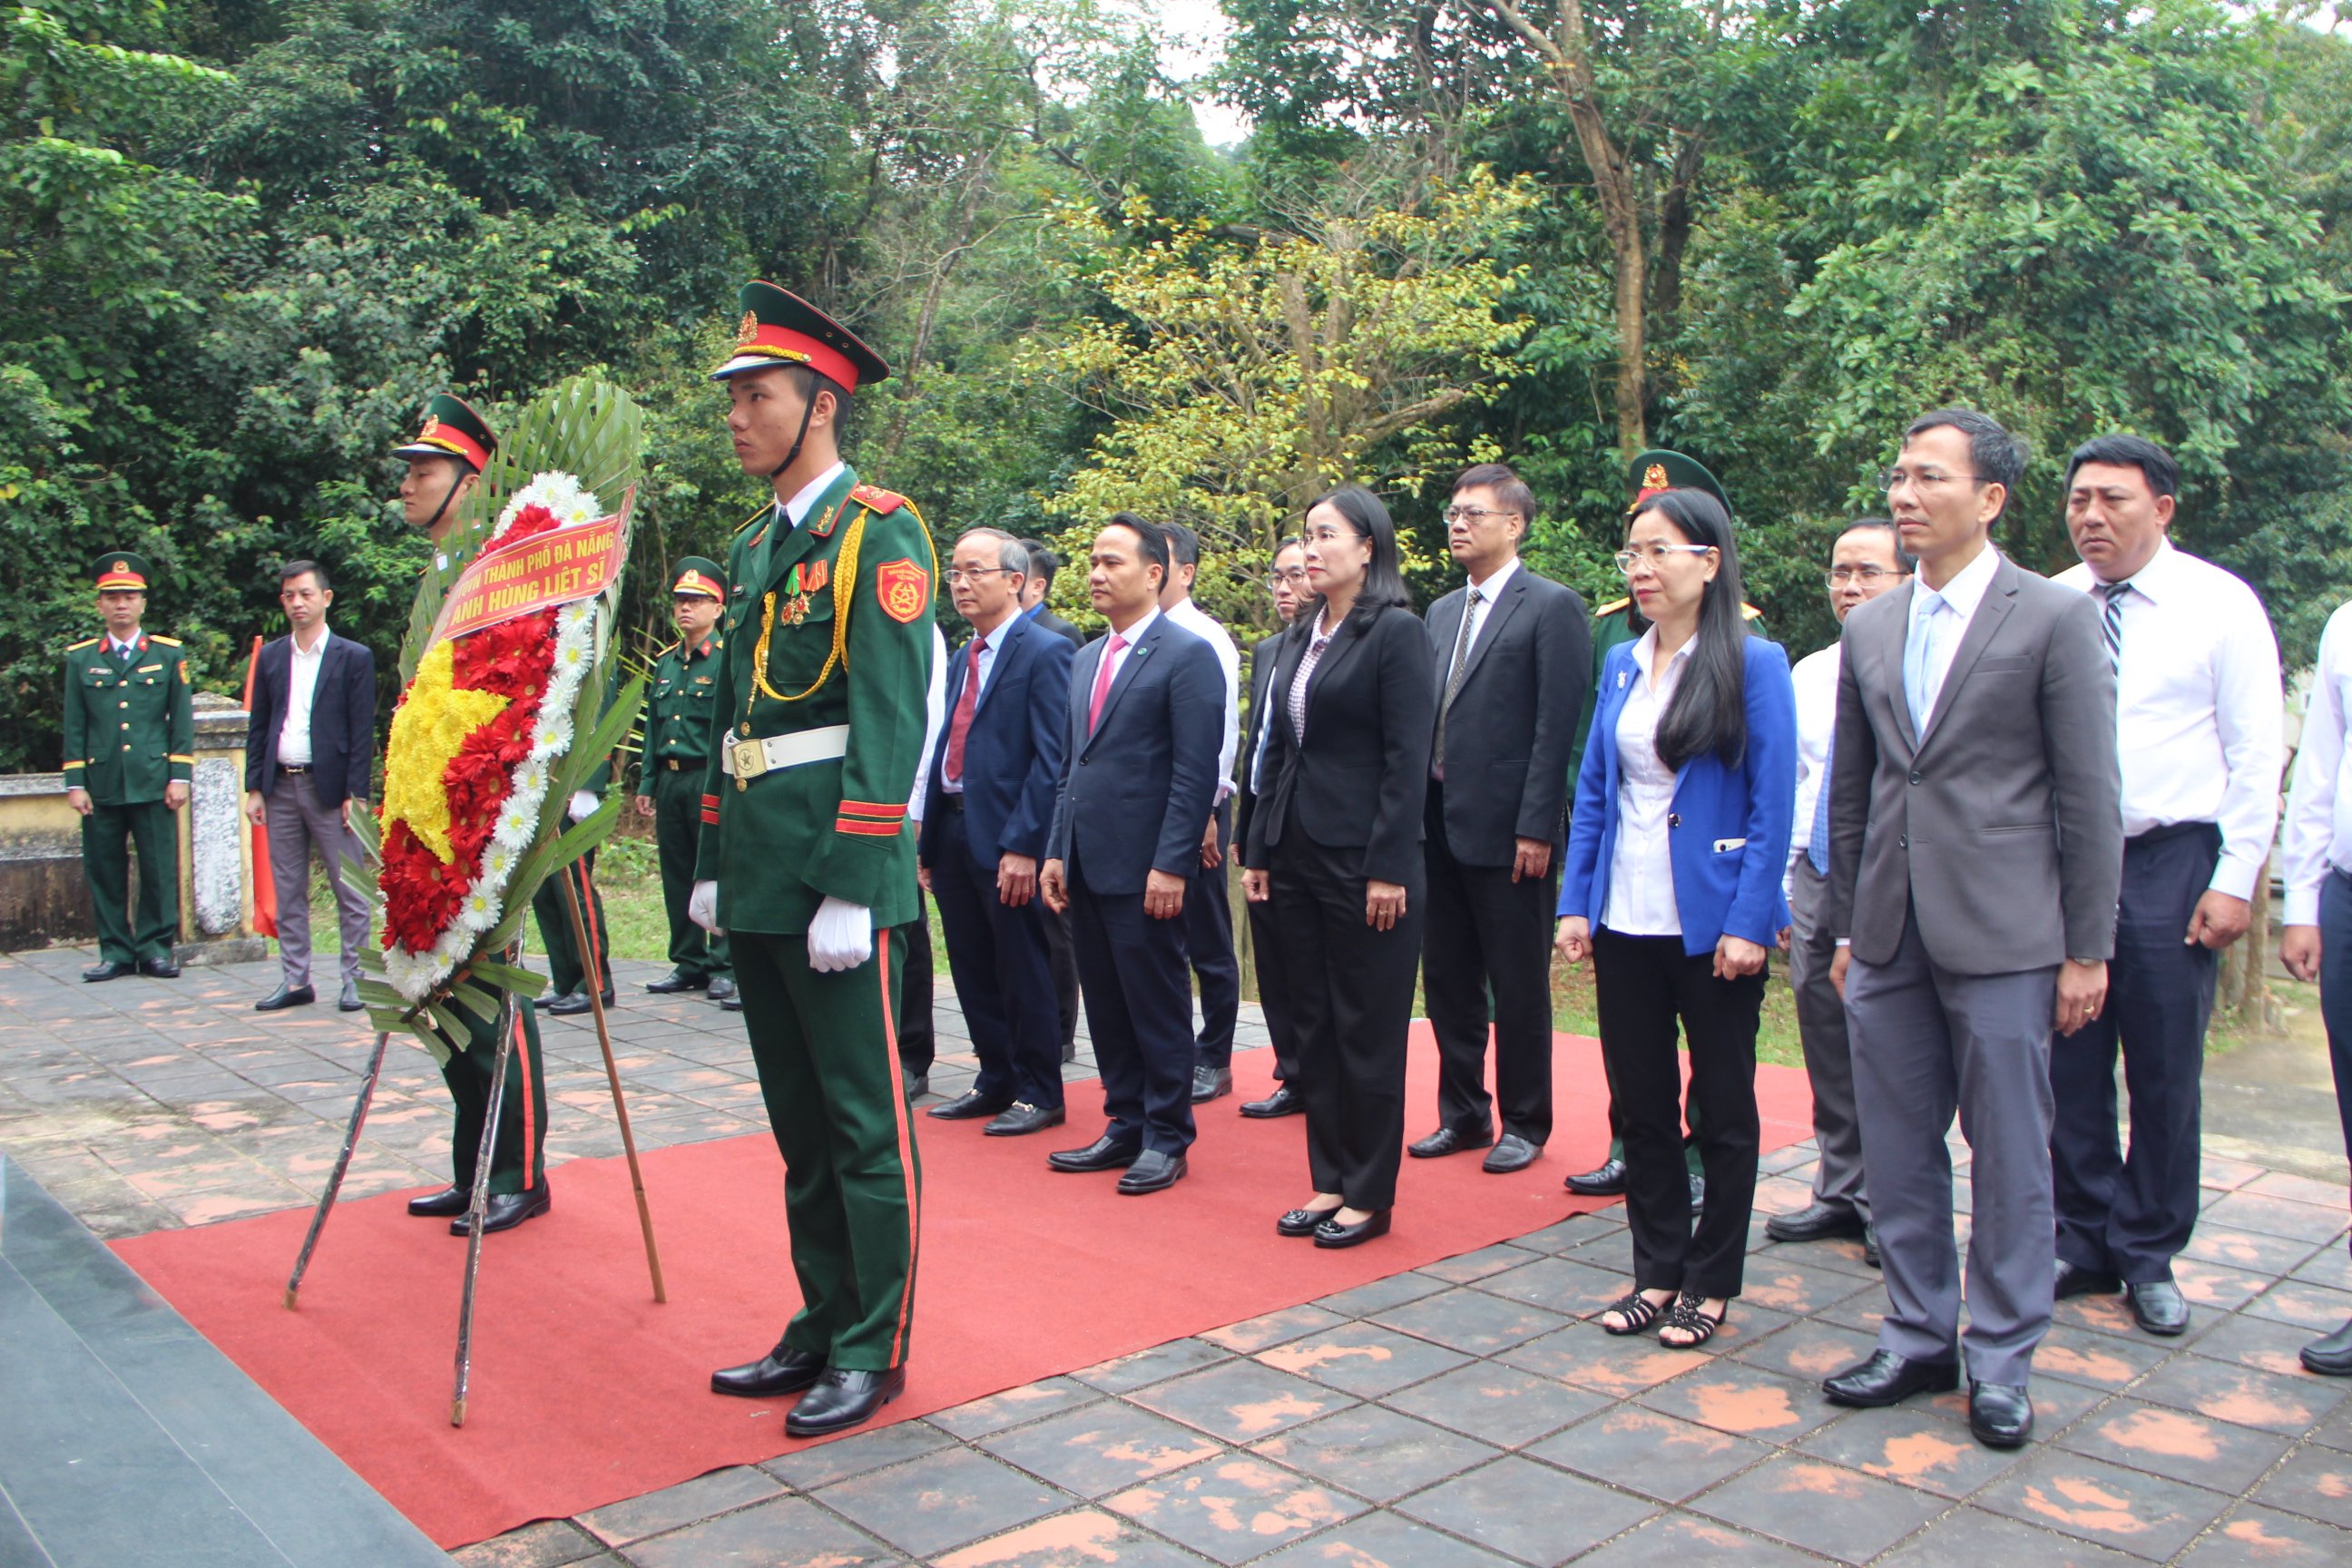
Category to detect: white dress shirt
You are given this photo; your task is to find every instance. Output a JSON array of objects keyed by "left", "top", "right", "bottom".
[
  {"left": 2057, "top": 540, "right": 2282, "bottom": 900},
  {"left": 1907, "top": 540, "right": 2002, "bottom": 729},
  {"left": 2282, "top": 601, "right": 2352, "bottom": 925},
  {"left": 1164, "top": 597, "right": 1240, "bottom": 801},
  {"left": 777, "top": 461, "right": 848, "bottom": 529},
  {"left": 277, "top": 626, "right": 332, "bottom": 766},
  {"left": 1446, "top": 555, "right": 1521, "bottom": 673},
  {"left": 1788, "top": 642, "right": 1841, "bottom": 865},
  {"left": 940, "top": 616, "right": 1014, "bottom": 796},
  {"left": 907, "top": 626, "right": 946, "bottom": 825},
  {"left": 1602, "top": 627, "right": 1691, "bottom": 936}
]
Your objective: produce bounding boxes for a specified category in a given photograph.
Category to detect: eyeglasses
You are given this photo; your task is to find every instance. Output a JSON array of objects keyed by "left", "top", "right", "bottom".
[
  {"left": 1825, "top": 565, "right": 1906, "bottom": 586},
  {"left": 1881, "top": 468, "right": 1984, "bottom": 494},
  {"left": 944, "top": 567, "right": 1016, "bottom": 585},
  {"left": 1443, "top": 505, "right": 1520, "bottom": 525},
  {"left": 1262, "top": 567, "right": 1309, "bottom": 589},
  {"left": 1613, "top": 543, "right": 1715, "bottom": 574}
]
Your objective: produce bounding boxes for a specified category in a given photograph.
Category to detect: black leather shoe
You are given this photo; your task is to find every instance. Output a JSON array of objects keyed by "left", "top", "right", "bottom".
[
  {"left": 450, "top": 1181, "right": 551, "bottom": 1235},
  {"left": 1483, "top": 1133, "right": 1542, "bottom": 1173},
  {"left": 706, "top": 975, "right": 736, "bottom": 1003},
  {"left": 140, "top": 956, "right": 181, "bottom": 978},
  {"left": 786, "top": 1367, "right": 906, "bottom": 1437},
  {"left": 1117, "top": 1152, "right": 1186, "bottom": 1194},
  {"left": 338, "top": 979, "right": 364, "bottom": 1012},
  {"left": 1564, "top": 1157, "right": 1626, "bottom": 1196},
  {"left": 2126, "top": 1279, "right": 2190, "bottom": 1336},
  {"left": 2300, "top": 1316, "right": 2352, "bottom": 1376},
  {"left": 710, "top": 1339, "right": 825, "bottom": 1397},
  {"left": 1969, "top": 1381, "right": 2034, "bottom": 1448},
  {"left": 645, "top": 969, "right": 707, "bottom": 994},
  {"left": 544, "top": 989, "right": 593, "bottom": 1016},
  {"left": 926, "top": 1090, "right": 1011, "bottom": 1122},
  {"left": 985, "top": 1102, "right": 1065, "bottom": 1136},
  {"left": 720, "top": 989, "right": 743, "bottom": 1012},
  {"left": 1278, "top": 1205, "right": 1339, "bottom": 1238},
  {"left": 1240, "top": 1084, "right": 1303, "bottom": 1118},
  {"left": 407, "top": 1186, "right": 468, "bottom": 1218},
  {"left": 1822, "top": 1349, "right": 1961, "bottom": 1407},
  {"left": 1689, "top": 1173, "right": 1706, "bottom": 1214},
  {"left": 1863, "top": 1225, "right": 1881, "bottom": 1269},
  {"left": 83, "top": 960, "right": 134, "bottom": 983},
  {"left": 1191, "top": 1065, "right": 1233, "bottom": 1102},
  {"left": 902, "top": 1069, "right": 928, "bottom": 1101},
  {"left": 2054, "top": 1259, "right": 2122, "bottom": 1298},
  {"left": 1766, "top": 1201, "right": 1867, "bottom": 1244},
  {"left": 1314, "top": 1210, "right": 1392, "bottom": 1249},
  {"left": 1409, "top": 1124, "right": 1494, "bottom": 1159},
  {"left": 255, "top": 983, "right": 316, "bottom": 1012},
  {"left": 1049, "top": 1135, "right": 1140, "bottom": 1173}
]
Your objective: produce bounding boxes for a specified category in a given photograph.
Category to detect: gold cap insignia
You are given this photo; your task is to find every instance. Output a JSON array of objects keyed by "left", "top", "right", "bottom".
[
  {"left": 737, "top": 309, "right": 760, "bottom": 346},
  {"left": 113, "top": 559, "right": 127, "bottom": 571},
  {"left": 420, "top": 416, "right": 442, "bottom": 440},
  {"left": 1643, "top": 464, "right": 1669, "bottom": 490}
]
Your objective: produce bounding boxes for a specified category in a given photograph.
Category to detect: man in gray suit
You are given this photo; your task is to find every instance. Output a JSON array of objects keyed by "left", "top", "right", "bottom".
[{"left": 1821, "top": 408, "right": 2122, "bottom": 1450}]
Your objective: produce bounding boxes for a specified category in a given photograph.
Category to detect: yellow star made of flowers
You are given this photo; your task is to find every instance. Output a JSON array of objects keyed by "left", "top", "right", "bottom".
[{"left": 381, "top": 639, "right": 511, "bottom": 864}]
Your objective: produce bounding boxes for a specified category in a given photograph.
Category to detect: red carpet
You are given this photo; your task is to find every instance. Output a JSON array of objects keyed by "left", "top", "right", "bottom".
[{"left": 114, "top": 1029, "right": 1816, "bottom": 1548}]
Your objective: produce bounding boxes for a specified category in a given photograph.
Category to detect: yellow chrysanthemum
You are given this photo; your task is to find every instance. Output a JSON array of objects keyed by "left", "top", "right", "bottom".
[{"left": 381, "top": 639, "right": 513, "bottom": 863}]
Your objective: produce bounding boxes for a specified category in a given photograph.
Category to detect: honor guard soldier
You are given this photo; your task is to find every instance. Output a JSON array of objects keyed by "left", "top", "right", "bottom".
[
  {"left": 634, "top": 557, "right": 736, "bottom": 1004},
  {"left": 694, "top": 282, "right": 936, "bottom": 1437},
  {"left": 64, "top": 553, "right": 194, "bottom": 981},
  {"left": 391, "top": 397, "right": 554, "bottom": 1235},
  {"left": 1563, "top": 451, "right": 1763, "bottom": 1207}
]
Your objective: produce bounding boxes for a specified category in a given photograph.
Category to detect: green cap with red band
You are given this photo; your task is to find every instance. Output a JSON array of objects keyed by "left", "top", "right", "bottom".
[
  {"left": 393, "top": 394, "right": 498, "bottom": 473},
  {"left": 710, "top": 280, "right": 889, "bottom": 391}
]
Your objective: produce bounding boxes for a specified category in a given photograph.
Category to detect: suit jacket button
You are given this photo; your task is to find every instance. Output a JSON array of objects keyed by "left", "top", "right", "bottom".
[
  {"left": 1908, "top": 770, "right": 1921, "bottom": 785},
  {"left": 1667, "top": 812, "right": 1680, "bottom": 828},
  {"left": 1898, "top": 834, "right": 1908, "bottom": 848}
]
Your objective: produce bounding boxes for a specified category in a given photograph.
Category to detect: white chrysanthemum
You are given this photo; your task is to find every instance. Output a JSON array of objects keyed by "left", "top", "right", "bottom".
[
  {"left": 475, "top": 842, "right": 517, "bottom": 893},
  {"left": 513, "top": 759, "right": 548, "bottom": 798},
  {"left": 493, "top": 798, "right": 538, "bottom": 848},
  {"left": 454, "top": 886, "right": 499, "bottom": 934},
  {"left": 553, "top": 640, "right": 592, "bottom": 679},
  {"left": 557, "top": 600, "right": 594, "bottom": 633}
]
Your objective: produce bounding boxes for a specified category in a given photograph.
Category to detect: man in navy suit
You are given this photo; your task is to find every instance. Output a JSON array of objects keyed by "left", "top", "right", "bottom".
[
  {"left": 243, "top": 560, "right": 377, "bottom": 1013},
  {"left": 1041, "top": 514, "right": 1222, "bottom": 1194},
  {"left": 919, "top": 528, "right": 1075, "bottom": 1136}
]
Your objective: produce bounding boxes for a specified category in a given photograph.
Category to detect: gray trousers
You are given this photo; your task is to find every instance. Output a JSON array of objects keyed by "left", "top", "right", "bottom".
[
  {"left": 268, "top": 772, "right": 369, "bottom": 987},
  {"left": 1846, "top": 908, "right": 2057, "bottom": 1387},
  {"left": 1788, "top": 855, "right": 1868, "bottom": 1223}
]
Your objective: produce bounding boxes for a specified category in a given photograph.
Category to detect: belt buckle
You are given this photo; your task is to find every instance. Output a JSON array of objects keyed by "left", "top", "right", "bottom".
[{"left": 731, "top": 736, "right": 766, "bottom": 784}]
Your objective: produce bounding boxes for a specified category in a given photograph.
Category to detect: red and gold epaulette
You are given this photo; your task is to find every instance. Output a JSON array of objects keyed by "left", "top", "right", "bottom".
[
  {"left": 150, "top": 635, "right": 183, "bottom": 647},
  {"left": 66, "top": 637, "right": 98, "bottom": 652},
  {"left": 849, "top": 484, "right": 906, "bottom": 514}
]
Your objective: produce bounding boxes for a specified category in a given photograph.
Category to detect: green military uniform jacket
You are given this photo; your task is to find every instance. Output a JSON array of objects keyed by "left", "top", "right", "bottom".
[
  {"left": 63, "top": 633, "right": 195, "bottom": 804},
  {"left": 696, "top": 466, "right": 936, "bottom": 935},
  {"left": 641, "top": 632, "right": 725, "bottom": 776}
]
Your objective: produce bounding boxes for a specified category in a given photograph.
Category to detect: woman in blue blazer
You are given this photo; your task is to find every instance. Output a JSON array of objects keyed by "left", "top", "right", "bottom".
[{"left": 1554, "top": 488, "right": 1796, "bottom": 1348}]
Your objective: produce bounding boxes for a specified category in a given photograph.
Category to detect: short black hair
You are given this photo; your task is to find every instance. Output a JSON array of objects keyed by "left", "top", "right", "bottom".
[
  {"left": 1103, "top": 512, "right": 1170, "bottom": 583},
  {"left": 1164, "top": 521, "right": 1201, "bottom": 570},
  {"left": 1453, "top": 462, "right": 1537, "bottom": 523},
  {"left": 1835, "top": 518, "right": 1915, "bottom": 575},
  {"left": 1904, "top": 407, "right": 2027, "bottom": 518},
  {"left": 2064, "top": 433, "right": 2178, "bottom": 501},
  {"left": 279, "top": 559, "right": 331, "bottom": 593},
  {"left": 1018, "top": 537, "right": 1060, "bottom": 586}
]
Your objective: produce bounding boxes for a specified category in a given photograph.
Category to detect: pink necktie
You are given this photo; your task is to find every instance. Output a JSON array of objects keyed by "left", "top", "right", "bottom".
[
  {"left": 943, "top": 637, "right": 981, "bottom": 783},
  {"left": 1088, "top": 634, "right": 1127, "bottom": 732}
]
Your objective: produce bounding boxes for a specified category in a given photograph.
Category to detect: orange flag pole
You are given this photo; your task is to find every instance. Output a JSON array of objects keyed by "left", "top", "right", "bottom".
[{"left": 243, "top": 635, "right": 279, "bottom": 938}]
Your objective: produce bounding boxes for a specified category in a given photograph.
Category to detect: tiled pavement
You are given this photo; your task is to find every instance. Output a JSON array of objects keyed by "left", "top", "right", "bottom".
[{"left": 3, "top": 947, "right": 2351, "bottom": 1565}]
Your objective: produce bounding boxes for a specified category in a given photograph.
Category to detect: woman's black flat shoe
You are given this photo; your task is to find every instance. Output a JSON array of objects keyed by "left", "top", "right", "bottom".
[
  {"left": 1278, "top": 1207, "right": 1336, "bottom": 1238},
  {"left": 1312, "top": 1210, "right": 1392, "bottom": 1249}
]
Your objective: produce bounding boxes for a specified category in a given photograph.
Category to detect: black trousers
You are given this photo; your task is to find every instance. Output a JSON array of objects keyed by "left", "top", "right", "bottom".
[
  {"left": 1424, "top": 784, "right": 1558, "bottom": 1143},
  {"left": 1245, "top": 894, "right": 1300, "bottom": 1081},
  {"left": 1068, "top": 859, "right": 1196, "bottom": 1156},
  {"left": 1187, "top": 798, "right": 1241, "bottom": 1070},
  {"left": 2051, "top": 823, "right": 2220, "bottom": 1284},
  {"left": 929, "top": 808, "right": 1063, "bottom": 1107},
  {"left": 1272, "top": 841, "right": 1423, "bottom": 1211},
  {"left": 1043, "top": 902, "right": 1081, "bottom": 1056},
  {"left": 1592, "top": 927, "right": 1763, "bottom": 1298},
  {"left": 893, "top": 891, "right": 936, "bottom": 1076}
]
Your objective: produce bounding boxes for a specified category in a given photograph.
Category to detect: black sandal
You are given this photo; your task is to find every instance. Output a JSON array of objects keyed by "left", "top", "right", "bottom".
[
  {"left": 1660, "top": 1291, "right": 1728, "bottom": 1348},
  {"left": 1599, "top": 1289, "right": 1670, "bottom": 1336}
]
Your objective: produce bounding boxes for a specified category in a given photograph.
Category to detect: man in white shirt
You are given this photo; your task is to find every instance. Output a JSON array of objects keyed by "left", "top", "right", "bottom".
[
  {"left": 2051, "top": 434, "right": 2282, "bottom": 1338},
  {"left": 1768, "top": 519, "right": 1909, "bottom": 1258},
  {"left": 2280, "top": 604, "right": 2352, "bottom": 1377},
  {"left": 1159, "top": 523, "right": 1245, "bottom": 1102}
]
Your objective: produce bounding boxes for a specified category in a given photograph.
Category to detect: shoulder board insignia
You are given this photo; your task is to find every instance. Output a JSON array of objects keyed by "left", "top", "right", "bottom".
[
  {"left": 135, "top": 663, "right": 162, "bottom": 673},
  {"left": 810, "top": 496, "right": 852, "bottom": 539},
  {"left": 1740, "top": 603, "right": 1763, "bottom": 622},
  {"left": 150, "top": 636, "right": 182, "bottom": 648},
  {"left": 66, "top": 638, "right": 97, "bottom": 652},
  {"left": 849, "top": 484, "right": 906, "bottom": 514},
  {"left": 874, "top": 558, "right": 930, "bottom": 623},
  {"left": 1595, "top": 598, "right": 1632, "bottom": 617},
  {"left": 660, "top": 639, "right": 681, "bottom": 658}
]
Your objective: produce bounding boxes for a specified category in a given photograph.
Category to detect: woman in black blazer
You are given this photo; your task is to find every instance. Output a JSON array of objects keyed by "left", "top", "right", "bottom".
[{"left": 1240, "top": 486, "right": 1436, "bottom": 1248}]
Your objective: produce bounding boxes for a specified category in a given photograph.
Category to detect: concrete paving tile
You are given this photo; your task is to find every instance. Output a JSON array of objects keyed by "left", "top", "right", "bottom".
[
  {"left": 816, "top": 1446, "right": 1067, "bottom": 1558},
  {"left": 757, "top": 1418, "right": 955, "bottom": 1489},
  {"left": 1688, "top": 1453, "right": 1948, "bottom": 1563},
  {"left": 2032, "top": 1324, "right": 2171, "bottom": 1389},
  {"left": 1368, "top": 1286, "right": 1570, "bottom": 1357},
  {"left": 1524, "top": 1406, "right": 1771, "bottom": 1503},
  {"left": 1816, "top": 1279, "right": 1893, "bottom": 1336},
  {"left": 1251, "top": 1320, "right": 1474, "bottom": 1397},
  {"left": 2180, "top": 1225, "right": 2325, "bottom": 1277},
  {"left": 1245, "top": 1507, "right": 1519, "bottom": 1568},
  {"left": 1248, "top": 1405, "right": 1499, "bottom": 1503},
  {"left": 1548, "top": 1233, "right": 1637, "bottom": 1275},
  {"left": 975, "top": 1402, "right": 1225, "bottom": 1497},
  {"left": 2178, "top": 1504, "right": 2352, "bottom": 1567},
  {"left": 1975, "top": 1449, "right": 2232, "bottom": 1560},
  {"left": 2248, "top": 1444, "right": 2352, "bottom": 1528},
  {"left": 1199, "top": 1304, "right": 1347, "bottom": 1355},
  {"left": 1494, "top": 1321, "right": 1701, "bottom": 1396},
  {"left": 1071, "top": 1338, "right": 1231, "bottom": 1395},
  {"left": 1728, "top": 1318, "right": 1878, "bottom": 1384},
  {"left": 1795, "top": 1401, "right": 2029, "bottom": 1497},
  {"left": 1563, "top": 1511, "right": 1823, "bottom": 1568},
  {"left": 1635, "top": 1360, "right": 1844, "bottom": 1443},
  {"left": 928, "top": 1377, "right": 1102, "bottom": 1440},
  {"left": 1735, "top": 1257, "right": 1876, "bottom": 1318},
  {"left": 2051, "top": 1288, "right": 2147, "bottom": 1340},
  {"left": 2292, "top": 1247, "right": 2352, "bottom": 1291},
  {"left": 1377, "top": 1363, "right": 1609, "bottom": 1449},
  {"left": 2200, "top": 1191, "right": 2350, "bottom": 1245},
  {"left": 622, "top": 1494, "right": 898, "bottom": 1567},
  {"left": 577, "top": 1464, "right": 783, "bottom": 1545},
  {"left": 2245, "top": 1170, "right": 2347, "bottom": 1208},
  {"left": 2056, "top": 1396, "right": 2293, "bottom": 1492},
  {"left": 2315, "top": 1394, "right": 2352, "bottom": 1452},
  {"left": 1503, "top": 1215, "right": 1624, "bottom": 1258},
  {"left": 1102, "top": 1454, "right": 1365, "bottom": 1565},
  {"left": 1416, "top": 1241, "right": 1547, "bottom": 1286},
  {"left": 1309, "top": 1269, "right": 1452, "bottom": 1319},
  {"left": 1392, "top": 1455, "right": 1657, "bottom": 1565},
  {"left": 2185, "top": 1310, "right": 2340, "bottom": 1380},
  {"left": 1870, "top": 1504, "right": 2144, "bottom": 1567},
  {"left": 1126, "top": 1358, "right": 1356, "bottom": 1443},
  {"left": 1470, "top": 1256, "right": 1646, "bottom": 1318},
  {"left": 2129, "top": 1350, "right": 2349, "bottom": 1435},
  {"left": 451, "top": 1518, "right": 609, "bottom": 1566},
  {"left": 930, "top": 1507, "right": 1214, "bottom": 1568},
  {"left": 2170, "top": 1257, "right": 2276, "bottom": 1315},
  {"left": 2246, "top": 1279, "right": 2352, "bottom": 1332}
]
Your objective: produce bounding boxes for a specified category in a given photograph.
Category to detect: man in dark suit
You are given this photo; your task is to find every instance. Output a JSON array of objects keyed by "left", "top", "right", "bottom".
[
  {"left": 1041, "top": 514, "right": 1222, "bottom": 1194},
  {"left": 242, "top": 559, "right": 377, "bottom": 1013},
  {"left": 1158, "top": 522, "right": 1245, "bottom": 1102},
  {"left": 1822, "top": 407, "right": 2122, "bottom": 1449},
  {"left": 1237, "top": 537, "right": 1309, "bottom": 1118},
  {"left": 1410, "top": 464, "right": 1590, "bottom": 1172},
  {"left": 1018, "top": 538, "right": 1088, "bottom": 649},
  {"left": 920, "top": 528, "right": 1075, "bottom": 1135}
]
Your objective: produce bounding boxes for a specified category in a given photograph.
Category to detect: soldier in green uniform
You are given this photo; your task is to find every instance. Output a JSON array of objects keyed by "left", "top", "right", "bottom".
[
  {"left": 390, "top": 396, "right": 554, "bottom": 1235},
  {"left": 634, "top": 557, "right": 735, "bottom": 1004},
  {"left": 1563, "top": 452, "right": 1765, "bottom": 1203},
  {"left": 534, "top": 691, "right": 615, "bottom": 1016},
  {"left": 64, "top": 553, "right": 194, "bottom": 981},
  {"left": 694, "top": 281, "right": 936, "bottom": 1438}
]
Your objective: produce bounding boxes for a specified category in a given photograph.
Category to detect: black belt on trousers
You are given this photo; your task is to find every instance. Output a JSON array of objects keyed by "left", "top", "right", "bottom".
[
  {"left": 2127, "top": 819, "right": 2220, "bottom": 850},
  {"left": 277, "top": 764, "right": 311, "bottom": 775}
]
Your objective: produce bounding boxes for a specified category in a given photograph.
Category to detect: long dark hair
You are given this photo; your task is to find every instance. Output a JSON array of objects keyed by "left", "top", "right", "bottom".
[
  {"left": 1301, "top": 485, "right": 1411, "bottom": 631},
  {"left": 1639, "top": 489, "right": 1750, "bottom": 771}
]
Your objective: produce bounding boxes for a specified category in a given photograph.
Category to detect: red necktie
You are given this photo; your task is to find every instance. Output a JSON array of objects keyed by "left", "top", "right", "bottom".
[
  {"left": 1089, "top": 633, "right": 1128, "bottom": 732},
  {"left": 944, "top": 637, "right": 982, "bottom": 784}
]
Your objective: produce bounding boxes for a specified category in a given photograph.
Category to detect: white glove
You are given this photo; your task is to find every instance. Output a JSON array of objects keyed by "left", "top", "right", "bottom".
[
  {"left": 567, "top": 789, "right": 598, "bottom": 824},
  {"left": 689, "top": 879, "right": 720, "bottom": 932},
  {"left": 806, "top": 896, "right": 874, "bottom": 973}
]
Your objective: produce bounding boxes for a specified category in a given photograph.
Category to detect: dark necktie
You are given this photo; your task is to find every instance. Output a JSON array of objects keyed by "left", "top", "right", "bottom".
[
  {"left": 1432, "top": 585, "right": 1482, "bottom": 777},
  {"left": 2100, "top": 579, "right": 2131, "bottom": 669}
]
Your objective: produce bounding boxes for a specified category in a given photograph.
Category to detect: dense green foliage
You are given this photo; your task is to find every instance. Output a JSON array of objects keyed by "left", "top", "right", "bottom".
[{"left": 2, "top": 0, "right": 2346, "bottom": 770}]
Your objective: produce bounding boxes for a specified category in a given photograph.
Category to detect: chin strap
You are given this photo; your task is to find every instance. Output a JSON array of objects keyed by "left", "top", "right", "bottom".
[
  {"left": 419, "top": 466, "right": 471, "bottom": 541},
  {"left": 768, "top": 367, "right": 822, "bottom": 484}
]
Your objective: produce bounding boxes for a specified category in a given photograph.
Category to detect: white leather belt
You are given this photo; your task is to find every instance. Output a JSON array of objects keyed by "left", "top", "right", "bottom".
[{"left": 721, "top": 723, "right": 849, "bottom": 780}]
